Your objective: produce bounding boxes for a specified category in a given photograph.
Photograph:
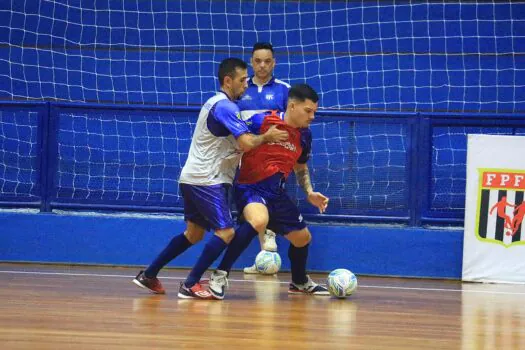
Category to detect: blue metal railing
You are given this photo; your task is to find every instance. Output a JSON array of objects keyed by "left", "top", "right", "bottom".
[{"left": 1, "top": 100, "right": 524, "bottom": 226}]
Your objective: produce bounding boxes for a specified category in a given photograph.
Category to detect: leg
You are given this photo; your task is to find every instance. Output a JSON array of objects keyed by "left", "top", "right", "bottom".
[
  {"left": 285, "top": 228, "right": 312, "bottom": 285},
  {"left": 207, "top": 203, "right": 270, "bottom": 298},
  {"left": 284, "top": 228, "right": 328, "bottom": 296},
  {"left": 217, "top": 203, "right": 269, "bottom": 273},
  {"left": 255, "top": 228, "right": 277, "bottom": 252},
  {"left": 237, "top": 201, "right": 273, "bottom": 275},
  {"left": 267, "top": 192, "right": 329, "bottom": 296},
  {"left": 262, "top": 229, "right": 278, "bottom": 252},
  {"left": 512, "top": 214, "right": 524, "bottom": 235},
  {"left": 144, "top": 221, "right": 205, "bottom": 278},
  {"left": 506, "top": 216, "right": 513, "bottom": 229},
  {"left": 133, "top": 222, "right": 205, "bottom": 294},
  {"left": 244, "top": 231, "right": 278, "bottom": 274},
  {"left": 184, "top": 227, "right": 235, "bottom": 288},
  {"left": 178, "top": 227, "right": 234, "bottom": 300},
  {"left": 257, "top": 231, "right": 266, "bottom": 249},
  {"left": 175, "top": 183, "right": 235, "bottom": 299},
  {"left": 133, "top": 180, "right": 211, "bottom": 295}
]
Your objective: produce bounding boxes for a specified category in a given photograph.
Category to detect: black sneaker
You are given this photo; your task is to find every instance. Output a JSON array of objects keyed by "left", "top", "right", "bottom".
[
  {"left": 288, "top": 275, "right": 330, "bottom": 295},
  {"left": 132, "top": 270, "right": 166, "bottom": 294}
]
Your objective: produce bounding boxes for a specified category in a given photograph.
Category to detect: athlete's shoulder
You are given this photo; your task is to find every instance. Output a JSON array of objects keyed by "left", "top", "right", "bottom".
[
  {"left": 215, "top": 97, "right": 239, "bottom": 112},
  {"left": 204, "top": 92, "right": 228, "bottom": 108},
  {"left": 261, "top": 111, "right": 285, "bottom": 124},
  {"left": 274, "top": 78, "right": 291, "bottom": 89}
]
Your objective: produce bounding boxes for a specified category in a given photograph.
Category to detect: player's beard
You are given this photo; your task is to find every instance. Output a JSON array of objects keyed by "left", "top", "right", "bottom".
[{"left": 233, "top": 86, "right": 246, "bottom": 100}]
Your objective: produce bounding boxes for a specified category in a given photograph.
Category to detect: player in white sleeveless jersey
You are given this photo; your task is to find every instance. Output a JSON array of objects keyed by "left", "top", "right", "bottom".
[
  {"left": 133, "top": 58, "right": 288, "bottom": 299},
  {"left": 178, "top": 91, "right": 246, "bottom": 186}
]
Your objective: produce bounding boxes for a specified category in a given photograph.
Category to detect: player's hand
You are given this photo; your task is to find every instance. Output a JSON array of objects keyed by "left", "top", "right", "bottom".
[
  {"left": 307, "top": 192, "right": 329, "bottom": 213},
  {"left": 264, "top": 125, "right": 288, "bottom": 142}
]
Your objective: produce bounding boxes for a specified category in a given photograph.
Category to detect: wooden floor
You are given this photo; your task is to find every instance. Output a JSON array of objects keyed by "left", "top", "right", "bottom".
[{"left": 1, "top": 264, "right": 525, "bottom": 349}]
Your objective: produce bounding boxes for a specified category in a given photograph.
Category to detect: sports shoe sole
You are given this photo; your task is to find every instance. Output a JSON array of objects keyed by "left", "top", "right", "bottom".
[
  {"left": 288, "top": 284, "right": 331, "bottom": 296},
  {"left": 177, "top": 292, "right": 196, "bottom": 299},
  {"left": 243, "top": 266, "right": 259, "bottom": 274},
  {"left": 177, "top": 292, "right": 218, "bottom": 300},
  {"left": 288, "top": 289, "right": 330, "bottom": 296},
  {"left": 132, "top": 278, "right": 165, "bottom": 294},
  {"left": 177, "top": 285, "right": 217, "bottom": 300},
  {"left": 208, "top": 289, "right": 225, "bottom": 300}
]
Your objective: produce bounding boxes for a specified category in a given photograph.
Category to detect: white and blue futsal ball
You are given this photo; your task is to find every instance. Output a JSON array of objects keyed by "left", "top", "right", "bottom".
[
  {"left": 255, "top": 250, "right": 282, "bottom": 275},
  {"left": 327, "top": 268, "right": 358, "bottom": 298}
]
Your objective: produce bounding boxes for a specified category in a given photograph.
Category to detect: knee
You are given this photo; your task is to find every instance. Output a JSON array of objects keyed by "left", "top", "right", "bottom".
[
  {"left": 184, "top": 229, "right": 205, "bottom": 244},
  {"left": 246, "top": 216, "right": 268, "bottom": 234},
  {"left": 215, "top": 228, "right": 235, "bottom": 244},
  {"left": 291, "top": 231, "right": 311, "bottom": 248}
]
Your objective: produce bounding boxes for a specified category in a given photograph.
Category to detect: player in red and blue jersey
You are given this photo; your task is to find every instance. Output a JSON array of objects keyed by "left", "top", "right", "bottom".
[
  {"left": 237, "top": 42, "right": 291, "bottom": 274},
  {"left": 208, "top": 84, "right": 331, "bottom": 297}
]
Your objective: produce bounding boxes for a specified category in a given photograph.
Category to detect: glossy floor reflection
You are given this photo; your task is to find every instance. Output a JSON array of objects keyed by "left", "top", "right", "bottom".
[{"left": 1, "top": 264, "right": 525, "bottom": 349}]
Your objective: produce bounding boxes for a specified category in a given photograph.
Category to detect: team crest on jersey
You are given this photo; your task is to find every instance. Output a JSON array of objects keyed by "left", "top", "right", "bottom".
[
  {"left": 265, "top": 94, "right": 274, "bottom": 101},
  {"left": 476, "top": 169, "right": 525, "bottom": 247}
]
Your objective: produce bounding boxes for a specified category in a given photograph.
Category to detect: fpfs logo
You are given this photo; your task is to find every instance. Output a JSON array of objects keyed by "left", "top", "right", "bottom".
[{"left": 476, "top": 169, "right": 525, "bottom": 247}]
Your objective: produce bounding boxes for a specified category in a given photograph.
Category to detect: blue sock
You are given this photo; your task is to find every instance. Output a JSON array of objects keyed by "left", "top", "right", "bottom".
[
  {"left": 184, "top": 235, "right": 228, "bottom": 287},
  {"left": 218, "top": 222, "right": 258, "bottom": 272},
  {"left": 288, "top": 244, "right": 309, "bottom": 285},
  {"left": 144, "top": 233, "right": 192, "bottom": 278}
]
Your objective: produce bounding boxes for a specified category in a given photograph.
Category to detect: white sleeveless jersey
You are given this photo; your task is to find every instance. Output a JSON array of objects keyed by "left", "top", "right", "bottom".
[{"left": 179, "top": 93, "right": 244, "bottom": 186}]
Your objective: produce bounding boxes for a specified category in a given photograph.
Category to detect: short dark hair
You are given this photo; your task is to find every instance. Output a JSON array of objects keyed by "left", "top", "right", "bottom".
[
  {"left": 218, "top": 58, "right": 248, "bottom": 85},
  {"left": 288, "top": 84, "right": 319, "bottom": 103},
  {"left": 252, "top": 42, "right": 274, "bottom": 55}
]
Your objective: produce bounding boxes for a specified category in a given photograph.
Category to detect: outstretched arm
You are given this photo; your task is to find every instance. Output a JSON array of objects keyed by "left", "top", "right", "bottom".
[
  {"left": 294, "top": 162, "right": 329, "bottom": 214},
  {"left": 489, "top": 202, "right": 498, "bottom": 215},
  {"left": 514, "top": 202, "right": 525, "bottom": 214}
]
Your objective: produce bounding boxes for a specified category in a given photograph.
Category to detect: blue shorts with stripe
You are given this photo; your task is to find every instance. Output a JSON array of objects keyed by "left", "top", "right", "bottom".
[
  {"left": 180, "top": 183, "right": 234, "bottom": 231},
  {"left": 234, "top": 173, "right": 306, "bottom": 235}
]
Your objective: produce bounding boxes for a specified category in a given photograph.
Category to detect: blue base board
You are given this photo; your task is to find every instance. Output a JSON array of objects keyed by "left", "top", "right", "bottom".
[{"left": 0, "top": 212, "right": 463, "bottom": 279}]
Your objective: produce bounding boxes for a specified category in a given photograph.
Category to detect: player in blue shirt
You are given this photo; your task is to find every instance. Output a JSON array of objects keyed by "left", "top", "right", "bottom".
[
  {"left": 132, "top": 58, "right": 287, "bottom": 299},
  {"left": 237, "top": 42, "right": 290, "bottom": 118},
  {"left": 237, "top": 42, "right": 292, "bottom": 274}
]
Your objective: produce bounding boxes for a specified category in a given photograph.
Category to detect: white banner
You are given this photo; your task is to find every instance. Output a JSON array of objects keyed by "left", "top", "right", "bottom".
[{"left": 463, "top": 134, "right": 525, "bottom": 283}]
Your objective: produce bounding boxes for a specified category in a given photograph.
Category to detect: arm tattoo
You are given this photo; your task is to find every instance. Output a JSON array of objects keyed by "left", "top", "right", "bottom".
[{"left": 296, "top": 167, "right": 313, "bottom": 195}]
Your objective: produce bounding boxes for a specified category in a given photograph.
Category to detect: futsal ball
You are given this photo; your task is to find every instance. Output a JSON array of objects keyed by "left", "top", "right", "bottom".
[
  {"left": 255, "top": 250, "right": 282, "bottom": 275},
  {"left": 327, "top": 268, "right": 358, "bottom": 298}
]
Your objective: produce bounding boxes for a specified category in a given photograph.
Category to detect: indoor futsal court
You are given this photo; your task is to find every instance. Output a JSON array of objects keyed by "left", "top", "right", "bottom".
[
  {"left": 2, "top": 1, "right": 525, "bottom": 349},
  {"left": 2, "top": 263, "right": 525, "bottom": 349}
]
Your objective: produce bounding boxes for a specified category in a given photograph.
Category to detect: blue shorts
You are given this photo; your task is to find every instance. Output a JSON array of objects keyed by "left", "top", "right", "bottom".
[
  {"left": 180, "top": 183, "right": 233, "bottom": 231},
  {"left": 235, "top": 173, "right": 307, "bottom": 235}
]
